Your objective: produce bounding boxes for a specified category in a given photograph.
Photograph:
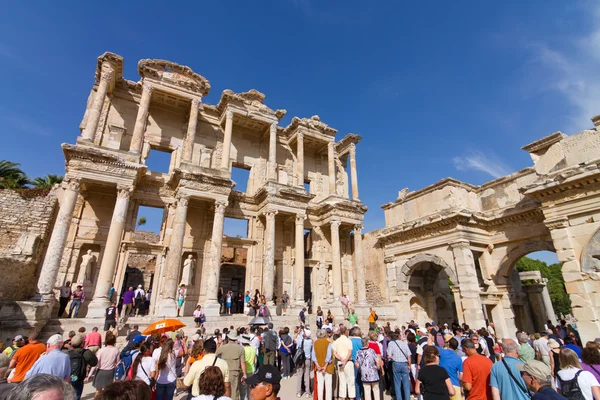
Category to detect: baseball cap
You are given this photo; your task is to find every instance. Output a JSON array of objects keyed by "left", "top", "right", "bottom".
[
  {"left": 13, "top": 335, "right": 24, "bottom": 342},
  {"left": 47, "top": 334, "right": 64, "bottom": 346},
  {"left": 133, "top": 335, "right": 147, "bottom": 344},
  {"left": 246, "top": 364, "right": 281, "bottom": 387},
  {"left": 516, "top": 359, "right": 552, "bottom": 381}
]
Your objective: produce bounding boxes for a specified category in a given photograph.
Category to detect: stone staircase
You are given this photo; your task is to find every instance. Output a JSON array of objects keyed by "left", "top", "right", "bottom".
[{"left": 365, "top": 280, "right": 386, "bottom": 306}]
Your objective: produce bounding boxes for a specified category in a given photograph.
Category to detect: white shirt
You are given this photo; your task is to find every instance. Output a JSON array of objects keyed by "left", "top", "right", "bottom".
[
  {"left": 136, "top": 356, "right": 156, "bottom": 385},
  {"left": 556, "top": 367, "right": 600, "bottom": 400},
  {"left": 250, "top": 334, "right": 261, "bottom": 351},
  {"left": 134, "top": 288, "right": 145, "bottom": 299},
  {"left": 152, "top": 348, "right": 177, "bottom": 384},
  {"left": 533, "top": 337, "right": 550, "bottom": 357}
]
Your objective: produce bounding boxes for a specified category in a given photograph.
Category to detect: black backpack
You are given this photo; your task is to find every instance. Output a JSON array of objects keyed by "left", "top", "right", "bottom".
[
  {"left": 68, "top": 349, "right": 87, "bottom": 382},
  {"left": 294, "top": 338, "right": 307, "bottom": 366},
  {"left": 558, "top": 370, "right": 585, "bottom": 400},
  {"left": 264, "top": 330, "right": 277, "bottom": 351}
]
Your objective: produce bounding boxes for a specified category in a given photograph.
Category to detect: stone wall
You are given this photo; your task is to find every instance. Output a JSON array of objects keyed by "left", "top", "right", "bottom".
[{"left": 0, "top": 189, "right": 58, "bottom": 300}]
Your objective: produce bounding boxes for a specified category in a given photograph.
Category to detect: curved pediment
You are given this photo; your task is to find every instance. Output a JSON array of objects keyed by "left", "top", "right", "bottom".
[{"left": 138, "top": 59, "right": 211, "bottom": 96}]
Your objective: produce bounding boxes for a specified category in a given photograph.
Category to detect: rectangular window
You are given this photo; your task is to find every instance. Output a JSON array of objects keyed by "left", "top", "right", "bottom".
[
  {"left": 231, "top": 165, "right": 251, "bottom": 193},
  {"left": 135, "top": 205, "right": 165, "bottom": 243},
  {"left": 146, "top": 148, "right": 173, "bottom": 174},
  {"left": 224, "top": 217, "right": 249, "bottom": 238}
]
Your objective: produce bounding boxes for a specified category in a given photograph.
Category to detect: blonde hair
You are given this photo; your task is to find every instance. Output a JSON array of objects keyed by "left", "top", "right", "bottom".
[
  {"left": 559, "top": 348, "right": 582, "bottom": 370},
  {"left": 368, "top": 331, "right": 378, "bottom": 341}
]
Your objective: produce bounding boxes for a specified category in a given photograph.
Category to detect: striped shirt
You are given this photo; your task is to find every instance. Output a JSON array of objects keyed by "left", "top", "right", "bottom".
[{"left": 387, "top": 340, "right": 412, "bottom": 362}]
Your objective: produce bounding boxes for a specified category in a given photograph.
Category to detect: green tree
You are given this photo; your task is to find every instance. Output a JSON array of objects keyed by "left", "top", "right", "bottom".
[
  {"left": 516, "top": 256, "right": 572, "bottom": 317},
  {"left": 137, "top": 217, "right": 147, "bottom": 228},
  {"left": 0, "top": 161, "right": 29, "bottom": 189},
  {"left": 31, "top": 174, "right": 63, "bottom": 189}
]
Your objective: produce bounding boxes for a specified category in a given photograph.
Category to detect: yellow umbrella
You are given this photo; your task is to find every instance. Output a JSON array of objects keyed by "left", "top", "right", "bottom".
[{"left": 142, "top": 318, "right": 186, "bottom": 335}]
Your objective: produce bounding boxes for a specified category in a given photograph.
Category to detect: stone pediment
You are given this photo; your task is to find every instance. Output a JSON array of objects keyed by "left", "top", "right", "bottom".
[
  {"left": 216, "top": 89, "right": 286, "bottom": 121},
  {"left": 138, "top": 59, "right": 211, "bottom": 97},
  {"left": 283, "top": 115, "right": 337, "bottom": 139}
]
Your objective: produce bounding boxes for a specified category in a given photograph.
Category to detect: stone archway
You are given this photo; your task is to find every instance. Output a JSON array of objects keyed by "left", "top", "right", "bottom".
[
  {"left": 397, "top": 253, "right": 457, "bottom": 291},
  {"left": 496, "top": 240, "right": 555, "bottom": 285},
  {"left": 581, "top": 226, "right": 600, "bottom": 273}
]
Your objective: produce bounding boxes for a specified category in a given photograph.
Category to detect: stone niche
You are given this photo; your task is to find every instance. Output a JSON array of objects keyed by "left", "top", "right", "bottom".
[{"left": 582, "top": 226, "right": 600, "bottom": 273}]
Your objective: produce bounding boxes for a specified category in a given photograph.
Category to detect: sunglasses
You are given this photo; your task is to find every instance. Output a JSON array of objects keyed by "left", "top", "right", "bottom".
[{"left": 250, "top": 382, "right": 265, "bottom": 390}]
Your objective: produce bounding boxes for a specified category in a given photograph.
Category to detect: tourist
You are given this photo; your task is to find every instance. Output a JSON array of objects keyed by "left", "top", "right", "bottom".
[
  {"left": 177, "top": 284, "right": 186, "bottom": 317},
  {"left": 534, "top": 332, "right": 552, "bottom": 368},
  {"left": 57, "top": 281, "right": 72, "bottom": 318},
  {"left": 247, "top": 364, "right": 281, "bottom": 400},
  {"left": 84, "top": 327, "right": 102, "bottom": 354},
  {"left": 216, "top": 331, "right": 246, "bottom": 400},
  {"left": 68, "top": 284, "right": 85, "bottom": 318},
  {"left": 453, "top": 328, "right": 466, "bottom": 358},
  {"left": 490, "top": 338, "right": 528, "bottom": 400},
  {"left": 0, "top": 353, "right": 16, "bottom": 398},
  {"left": 153, "top": 339, "right": 180, "bottom": 400},
  {"left": 244, "top": 291, "right": 251, "bottom": 311},
  {"left": 121, "top": 287, "right": 135, "bottom": 318},
  {"left": 556, "top": 348, "right": 600, "bottom": 399},
  {"left": 355, "top": 336, "right": 382, "bottom": 400},
  {"left": 518, "top": 359, "right": 566, "bottom": 400},
  {"left": 173, "top": 332, "right": 187, "bottom": 378},
  {"left": 133, "top": 284, "right": 146, "bottom": 316},
  {"left": 3, "top": 336, "right": 24, "bottom": 361},
  {"left": 433, "top": 335, "right": 462, "bottom": 400},
  {"left": 341, "top": 293, "right": 351, "bottom": 320},
  {"left": 326, "top": 310, "right": 334, "bottom": 326},
  {"left": 25, "top": 334, "right": 71, "bottom": 380},
  {"left": 387, "top": 331, "right": 412, "bottom": 400},
  {"left": 333, "top": 326, "right": 355, "bottom": 400},
  {"left": 312, "top": 329, "right": 333, "bottom": 400},
  {"left": 240, "top": 335, "right": 257, "bottom": 400},
  {"left": 582, "top": 342, "right": 600, "bottom": 383},
  {"left": 349, "top": 327, "right": 364, "bottom": 400},
  {"left": 90, "top": 332, "right": 120, "bottom": 394},
  {"left": 563, "top": 336, "right": 583, "bottom": 360},
  {"left": 191, "top": 366, "right": 232, "bottom": 400},
  {"left": 104, "top": 301, "right": 119, "bottom": 333},
  {"left": 348, "top": 309, "right": 358, "bottom": 326},
  {"left": 549, "top": 338, "right": 562, "bottom": 377},
  {"left": 8, "top": 332, "right": 46, "bottom": 383},
  {"left": 108, "top": 282, "right": 116, "bottom": 303},
  {"left": 262, "top": 323, "right": 278, "bottom": 366},
  {"left": 296, "top": 307, "right": 306, "bottom": 327},
  {"left": 193, "top": 305, "right": 205, "bottom": 328},
  {"left": 279, "top": 327, "right": 293, "bottom": 380},
  {"left": 95, "top": 380, "right": 152, "bottom": 400},
  {"left": 281, "top": 290, "right": 290, "bottom": 316},
  {"left": 316, "top": 306, "right": 324, "bottom": 329},
  {"left": 184, "top": 340, "right": 204, "bottom": 376},
  {"left": 461, "top": 338, "right": 493, "bottom": 400},
  {"left": 67, "top": 333, "right": 98, "bottom": 399},
  {"left": 218, "top": 287, "right": 224, "bottom": 314},
  {"left": 368, "top": 308, "right": 377, "bottom": 331},
  {"left": 123, "top": 325, "right": 142, "bottom": 352},
  {"left": 226, "top": 290, "right": 233, "bottom": 315},
  {"left": 415, "top": 346, "right": 455, "bottom": 399},
  {"left": 296, "top": 328, "right": 314, "bottom": 398},
  {"left": 517, "top": 331, "right": 536, "bottom": 363},
  {"left": 184, "top": 338, "right": 231, "bottom": 398},
  {"left": 132, "top": 344, "right": 157, "bottom": 386},
  {"left": 145, "top": 289, "right": 152, "bottom": 311},
  {"left": 6, "top": 373, "right": 76, "bottom": 400},
  {"left": 407, "top": 332, "right": 419, "bottom": 390}
]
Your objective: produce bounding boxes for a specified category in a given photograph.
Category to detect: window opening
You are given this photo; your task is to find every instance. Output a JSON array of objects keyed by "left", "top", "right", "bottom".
[
  {"left": 224, "top": 217, "right": 249, "bottom": 238},
  {"left": 232, "top": 165, "right": 251, "bottom": 193},
  {"left": 146, "top": 148, "right": 173, "bottom": 174}
]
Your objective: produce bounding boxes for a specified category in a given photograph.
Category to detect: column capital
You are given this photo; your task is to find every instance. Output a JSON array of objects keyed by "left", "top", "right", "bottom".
[
  {"left": 295, "top": 214, "right": 307, "bottom": 225},
  {"left": 226, "top": 110, "right": 234, "bottom": 120},
  {"left": 264, "top": 209, "right": 279, "bottom": 219},
  {"left": 215, "top": 200, "right": 228, "bottom": 214},
  {"left": 354, "top": 224, "right": 363, "bottom": 234},
  {"left": 449, "top": 240, "right": 470, "bottom": 249},
  {"left": 176, "top": 194, "right": 190, "bottom": 207},
  {"left": 141, "top": 82, "right": 154, "bottom": 94},
  {"left": 191, "top": 96, "right": 202, "bottom": 109},
  {"left": 62, "top": 177, "right": 80, "bottom": 192},
  {"left": 546, "top": 217, "right": 569, "bottom": 230},
  {"left": 99, "top": 66, "right": 115, "bottom": 83},
  {"left": 349, "top": 142, "right": 356, "bottom": 155},
  {"left": 270, "top": 122, "right": 278, "bottom": 133},
  {"left": 328, "top": 141, "right": 335, "bottom": 149},
  {"left": 331, "top": 219, "right": 341, "bottom": 229},
  {"left": 297, "top": 131, "right": 304, "bottom": 141},
  {"left": 116, "top": 185, "right": 133, "bottom": 199}
]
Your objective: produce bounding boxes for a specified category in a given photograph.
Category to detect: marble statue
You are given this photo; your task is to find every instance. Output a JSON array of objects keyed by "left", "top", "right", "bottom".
[
  {"left": 77, "top": 249, "right": 95, "bottom": 283},
  {"left": 180, "top": 255, "right": 195, "bottom": 286}
]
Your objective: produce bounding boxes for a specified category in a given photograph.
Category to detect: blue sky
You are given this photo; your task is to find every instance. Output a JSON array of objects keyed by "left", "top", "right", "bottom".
[{"left": 2, "top": 1, "right": 598, "bottom": 265}]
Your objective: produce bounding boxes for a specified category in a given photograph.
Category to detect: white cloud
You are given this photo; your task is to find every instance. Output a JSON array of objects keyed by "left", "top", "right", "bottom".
[
  {"left": 452, "top": 151, "right": 510, "bottom": 179},
  {"left": 527, "top": 5, "right": 600, "bottom": 132}
]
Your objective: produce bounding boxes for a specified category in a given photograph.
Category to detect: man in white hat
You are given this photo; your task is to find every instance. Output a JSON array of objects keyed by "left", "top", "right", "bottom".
[
  {"left": 216, "top": 330, "right": 247, "bottom": 400},
  {"left": 25, "top": 334, "right": 71, "bottom": 381}
]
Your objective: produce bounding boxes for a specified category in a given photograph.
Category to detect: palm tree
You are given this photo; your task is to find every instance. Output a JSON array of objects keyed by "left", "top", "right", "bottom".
[
  {"left": 0, "top": 161, "right": 29, "bottom": 189},
  {"left": 31, "top": 174, "right": 63, "bottom": 189}
]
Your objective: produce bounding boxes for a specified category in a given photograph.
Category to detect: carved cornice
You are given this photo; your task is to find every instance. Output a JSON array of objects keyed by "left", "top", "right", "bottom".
[
  {"left": 216, "top": 89, "right": 284, "bottom": 121},
  {"left": 138, "top": 58, "right": 211, "bottom": 97},
  {"left": 95, "top": 52, "right": 123, "bottom": 83},
  {"left": 521, "top": 160, "right": 600, "bottom": 201},
  {"left": 63, "top": 144, "right": 144, "bottom": 172},
  {"left": 545, "top": 217, "right": 569, "bottom": 231},
  {"left": 335, "top": 133, "right": 362, "bottom": 155},
  {"left": 522, "top": 131, "right": 566, "bottom": 154},
  {"left": 377, "top": 212, "right": 470, "bottom": 244},
  {"left": 283, "top": 115, "right": 337, "bottom": 139}
]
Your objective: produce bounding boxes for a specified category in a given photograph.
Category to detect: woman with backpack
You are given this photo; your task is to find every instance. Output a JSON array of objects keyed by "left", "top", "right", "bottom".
[{"left": 556, "top": 347, "right": 600, "bottom": 400}]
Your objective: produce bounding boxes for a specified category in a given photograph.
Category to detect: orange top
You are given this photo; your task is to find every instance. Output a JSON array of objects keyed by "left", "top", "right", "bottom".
[
  {"left": 12, "top": 342, "right": 46, "bottom": 382},
  {"left": 187, "top": 354, "right": 204, "bottom": 365},
  {"left": 368, "top": 311, "right": 376, "bottom": 323}
]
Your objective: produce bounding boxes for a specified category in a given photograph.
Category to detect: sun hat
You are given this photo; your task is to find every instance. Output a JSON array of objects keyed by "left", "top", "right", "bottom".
[
  {"left": 516, "top": 359, "right": 552, "bottom": 381},
  {"left": 548, "top": 338, "right": 560, "bottom": 349}
]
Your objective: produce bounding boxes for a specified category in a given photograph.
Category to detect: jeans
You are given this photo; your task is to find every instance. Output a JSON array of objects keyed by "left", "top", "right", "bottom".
[
  {"left": 392, "top": 362, "right": 411, "bottom": 400},
  {"left": 68, "top": 300, "right": 81, "bottom": 318},
  {"left": 71, "top": 382, "right": 84, "bottom": 400},
  {"left": 156, "top": 382, "right": 176, "bottom": 400},
  {"left": 355, "top": 365, "right": 363, "bottom": 400}
]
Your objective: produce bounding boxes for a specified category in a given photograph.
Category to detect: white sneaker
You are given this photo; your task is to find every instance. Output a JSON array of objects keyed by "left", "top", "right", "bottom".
[
  {"left": 304, "top": 393, "right": 311, "bottom": 398},
  {"left": 296, "top": 394, "right": 302, "bottom": 398}
]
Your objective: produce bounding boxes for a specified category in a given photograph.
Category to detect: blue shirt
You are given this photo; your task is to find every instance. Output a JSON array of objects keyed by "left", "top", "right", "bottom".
[
  {"left": 296, "top": 336, "right": 313, "bottom": 359},
  {"left": 351, "top": 337, "right": 362, "bottom": 361},
  {"left": 490, "top": 356, "right": 529, "bottom": 400},
  {"left": 436, "top": 346, "right": 463, "bottom": 387},
  {"left": 564, "top": 344, "right": 582, "bottom": 359},
  {"left": 26, "top": 349, "right": 71, "bottom": 380}
]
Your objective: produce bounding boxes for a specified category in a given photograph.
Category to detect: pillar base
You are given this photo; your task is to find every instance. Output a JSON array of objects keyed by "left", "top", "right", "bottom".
[
  {"left": 86, "top": 298, "right": 111, "bottom": 318},
  {"left": 155, "top": 298, "right": 178, "bottom": 318},
  {"left": 203, "top": 302, "right": 222, "bottom": 317}
]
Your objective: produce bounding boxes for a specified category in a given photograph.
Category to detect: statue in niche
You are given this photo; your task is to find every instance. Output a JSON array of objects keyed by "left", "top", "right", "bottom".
[
  {"left": 180, "top": 255, "right": 196, "bottom": 286},
  {"left": 77, "top": 249, "right": 95, "bottom": 283},
  {"left": 327, "top": 267, "right": 334, "bottom": 297}
]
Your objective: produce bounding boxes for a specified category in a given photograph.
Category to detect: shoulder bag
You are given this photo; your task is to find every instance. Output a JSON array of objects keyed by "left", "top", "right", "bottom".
[{"left": 501, "top": 358, "right": 530, "bottom": 396}]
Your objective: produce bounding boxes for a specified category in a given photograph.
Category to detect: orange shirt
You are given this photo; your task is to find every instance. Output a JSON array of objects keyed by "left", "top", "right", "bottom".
[
  {"left": 462, "top": 353, "right": 493, "bottom": 400},
  {"left": 12, "top": 342, "right": 46, "bottom": 382},
  {"left": 368, "top": 311, "right": 376, "bottom": 323},
  {"left": 187, "top": 354, "right": 204, "bottom": 365}
]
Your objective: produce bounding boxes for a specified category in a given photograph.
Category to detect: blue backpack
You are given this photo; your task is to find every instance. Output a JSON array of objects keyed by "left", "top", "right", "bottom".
[{"left": 115, "top": 349, "right": 139, "bottom": 380}]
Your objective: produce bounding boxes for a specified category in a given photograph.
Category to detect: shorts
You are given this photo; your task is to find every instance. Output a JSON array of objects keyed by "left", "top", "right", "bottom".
[
  {"left": 177, "top": 298, "right": 184, "bottom": 307},
  {"left": 104, "top": 320, "right": 116, "bottom": 331}
]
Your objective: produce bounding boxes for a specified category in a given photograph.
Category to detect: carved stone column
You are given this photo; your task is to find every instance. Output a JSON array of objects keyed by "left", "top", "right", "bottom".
[
  {"left": 205, "top": 200, "right": 228, "bottom": 311},
  {"left": 295, "top": 214, "right": 306, "bottom": 304},
  {"left": 297, "top": 132, "right": 304, "bottom": 187},
  {"left": 450, "top": 286, "right": 464, "bottom": 323},
  {"left": 156, "top": 195, "right": 189, "bottom": 316},
  {"left": 36, "top": 179, "right": 80, "bottom": 301},
  {"left": 450, "top": 240, "right": 486, "bottom": 328},
  {"left": 221, "top": 110, "right": 233, "bottom": 169},
  {"left": 349, "top": 143, "right": 359, "bottom": 200},
  {"left": 353, "top": 224, "right": 367, "bottom": 304},
  {"left": 82, "top": 65, "right": 114, "bottom": 141},
  {"left": 262, "top": 209, "right": 278, "bottom": 301},
  {"left": 268, "top": 122, "right": 278, "bottom": 181},
  {"left": 183, "top": 97, "right": 202, "bottom": 163},
  {"left": 330, "top": 219, "right": 342, "bottom": 300},
  {"left": 87, "top": 186, "right": 132, "bottom": 317},
  {"left": 130, "top": 83, "right": 154, "bottom": 154},
  {"left": 541, "top": 278, "right": 557, "bottom": 323},
  {"left": 328, "top": 142, "right": 336, "bottom": 194}
]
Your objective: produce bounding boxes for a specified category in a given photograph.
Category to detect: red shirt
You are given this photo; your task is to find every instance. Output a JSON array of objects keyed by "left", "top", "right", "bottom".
[
  {"left": 368, "top": 341, "right": 381, "bottom": 355},
  {"left": 462, "top": 353, "right": 493, "bottom": 400},
  {"left": 85, "top": 331, "right": 102, "bottom": 347}
]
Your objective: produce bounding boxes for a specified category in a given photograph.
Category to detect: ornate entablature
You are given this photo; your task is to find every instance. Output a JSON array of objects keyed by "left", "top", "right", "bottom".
[
  {"left": 309, "top": 201, "right": 366, "bottom": 226},
  {"left": 376, "top": 212, "right": 471, "bottom": 245},
  {"left": 95, "top": 52, "right": 124, "bottom": 83},
  {"left": 283, "top": 115, "right": 337, "bottom": 145},
  {"left": 138, "top": 58, "right": 211, "bottom": 97},
  {"left": 216, "top": 89, "right": 286, "bottom": 123},
  {"left": 335, "top": 133, "right": 362, "bottom": 155},
  {"left": 171, "top": 169, "right": 234, "bottom": 199},
  {"left": 253, "top": 182, "right": 314, "bottom": 213}
]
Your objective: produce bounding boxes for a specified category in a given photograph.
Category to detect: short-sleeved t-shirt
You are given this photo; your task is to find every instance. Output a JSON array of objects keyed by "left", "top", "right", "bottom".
[
  {"left": 368, "top": 341, "right": 381, "bottom": 355},
  {"left": 490, "top": 356, "right": 529, "bottom": 400},
  {"left": 216, "top": 343, "right": 244, "bottom": 372},
  {"left": 11, "top": 342, "right": 47, "bottom": 383},
  {"left": 136, "top": 356, "right": 157, "bottom": 385},
  {"left": 417, "top": 364, "right": 450, "bottom": 400},
  {"left": 356, "top": 348, "right": 379, "bottom": 383},
  {"left": 556, "top": 367, "right": 600, "bottom": 400},
  {"left": 105, "top": 306, "right": 117, "bottom": 321},
  {"left": 462, "top": 353, "right": 493, "bottom": 400},
  {"left": 184, "top": 354, "right": 230, "bottom": 398},
  {"left": 437, "top": 346, "right": 463, "bottom": 387},
  {"left": 244, "top": 346, "right": 257, "bottom": 373}
]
